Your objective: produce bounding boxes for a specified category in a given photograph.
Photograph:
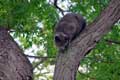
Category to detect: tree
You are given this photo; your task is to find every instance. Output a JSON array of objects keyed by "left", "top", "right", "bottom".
[
  {"left": 0, "top": 0, "right": 120, "bottom": 80},
  {"left": 53, "top": 0, "right": 120, "bottom": 80},
  {"left": 0, "top": 27, "right": 33, "bottom": 80}
]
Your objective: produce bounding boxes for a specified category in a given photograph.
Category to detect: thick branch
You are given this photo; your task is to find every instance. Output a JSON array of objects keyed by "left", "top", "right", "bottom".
[
  {"left": 0, "top": 27, "right": 33, "bottom": 80},
  {"left": 54, "top": 0, "right": 120, "bottom": 80}
]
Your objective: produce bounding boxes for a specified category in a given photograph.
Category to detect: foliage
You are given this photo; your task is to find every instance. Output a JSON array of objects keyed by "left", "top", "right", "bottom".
[
  {"left": 0, "top": 0, "right": 120, "bottom": 80},
  {"left": 77, "top": 23, "right": 120, "bottom": 80}
]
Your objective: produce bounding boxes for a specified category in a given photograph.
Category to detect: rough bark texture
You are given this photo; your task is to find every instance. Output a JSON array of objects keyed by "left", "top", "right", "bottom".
[
  {"left": 0, "top": 28, "right": 33, "bottom": 80},
  {"left": 54, "top": 0, "right": 120, "bottom": 80}
]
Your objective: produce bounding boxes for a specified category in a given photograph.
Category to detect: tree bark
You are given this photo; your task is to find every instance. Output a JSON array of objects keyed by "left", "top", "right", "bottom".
[
  {"left": 0, "top": 28, "right": 33, "bottom": 80},
  {"left": 53, "top": 0, "right": 120, "bottom": 80}
]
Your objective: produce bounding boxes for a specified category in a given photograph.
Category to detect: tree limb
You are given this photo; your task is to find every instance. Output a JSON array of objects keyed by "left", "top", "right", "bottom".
[
  {"left": 26, "top": 55, "right": 55, "bottom": 70},
  {"left": 0, "top": 27, "right": 33, "bottom": 80},
  {"left": 105, "top": 39, "right": 120, "bottom": 45},
  {"left": 54, "top": 0, "right": 120, "bottom": 80},
  {"left": 26, "top": 55, "right": 55, "bottom": 59},
  {"left": 53, "top": 0, "right": 65, "bottom": 15}
]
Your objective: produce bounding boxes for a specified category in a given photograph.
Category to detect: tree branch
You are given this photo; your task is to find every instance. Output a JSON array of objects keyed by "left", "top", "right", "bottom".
[
  {"left": 33, "top": 58, "right": 47, "bottom": 70},
  {"left": 53, "top": 0, "right": 65, "bottom": 15},
  {"left": 26, "top": 55, "right": 55, "bottom": 70},
  {"left": 105, "top": 39, "right": 120, "bottom": 45},
  {"left": 26, "top": 55, "right": 55, "bottom": 59},
  {"left": 54, "top": 0, "right": 120, "bottom": 80}
]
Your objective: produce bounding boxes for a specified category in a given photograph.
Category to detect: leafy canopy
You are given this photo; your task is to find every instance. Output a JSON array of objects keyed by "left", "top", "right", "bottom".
[{"left": 0, "top": 0, "right": 120, "bottom": 80}]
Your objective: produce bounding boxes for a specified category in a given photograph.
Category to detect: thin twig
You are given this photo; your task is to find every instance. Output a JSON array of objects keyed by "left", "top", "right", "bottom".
[
  {"left": 26, "top": 55, "right": 55, "bottom": 59},
  {"left": 54, "top": 0, "right": 64, "bottom": 15},
  {"left": 33, "top": 58, "right": 47, "bottom": 70},
  {"left": 26, "top": 55, "right": 55, "bottom": 70},
  {"left": 105, "top": 39, "right": 120, "bottom": 45}
]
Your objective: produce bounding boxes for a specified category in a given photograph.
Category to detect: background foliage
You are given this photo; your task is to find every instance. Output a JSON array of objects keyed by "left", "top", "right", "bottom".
[{"left": 0, "top": 0, "right": 120, "bottom": 80}]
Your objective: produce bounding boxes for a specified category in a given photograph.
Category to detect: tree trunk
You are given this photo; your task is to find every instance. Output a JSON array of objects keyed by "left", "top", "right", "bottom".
[
  {"left": 53, "top": 0, "right": 120, "bottom": 80},
  {"left": 0, "top": 27, "right": 33, "bottom": 80}
]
